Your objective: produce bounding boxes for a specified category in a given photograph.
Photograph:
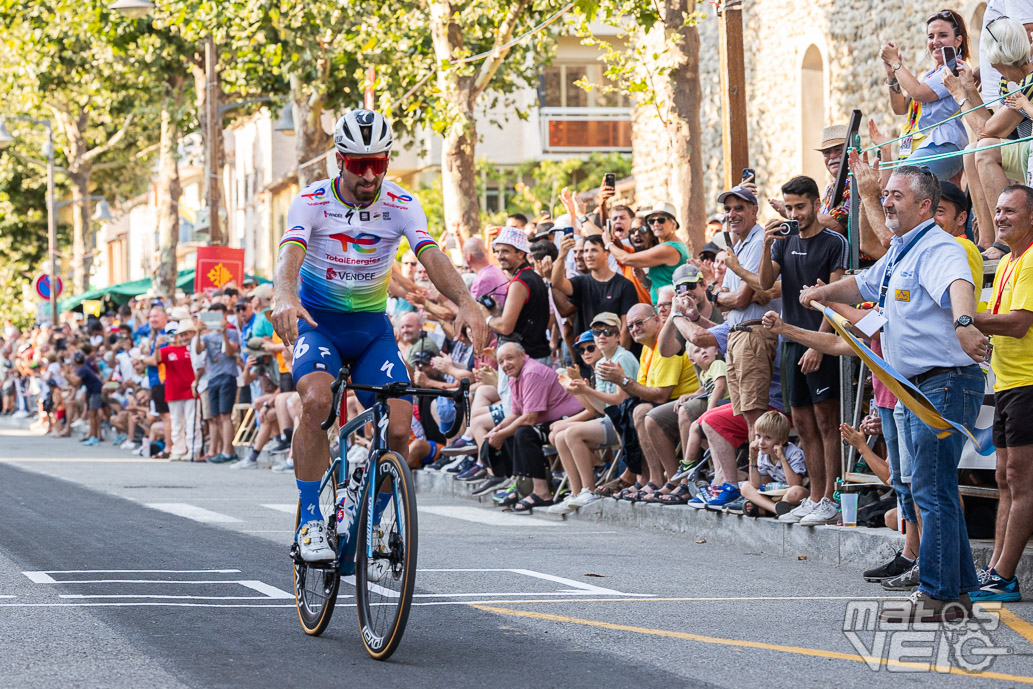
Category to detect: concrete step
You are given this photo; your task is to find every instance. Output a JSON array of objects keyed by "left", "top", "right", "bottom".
[{"left": 413, "top": 469, "right": 1033, "bottom": 593}]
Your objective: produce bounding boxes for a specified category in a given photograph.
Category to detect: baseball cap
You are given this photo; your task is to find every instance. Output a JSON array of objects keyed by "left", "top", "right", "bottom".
[
  {"left": 575, "top": 330, "right": 595, "bottom": 346},
  {"left": 698, "top": 242, "right": 721, "bottom": 259},
  {"left": 673, "top": 264, "right": 703, "bottom": 286},
  {"left": 939, "top": 181, "right": 970, "bottom": 214},
  {"left": 590, "top": 312, "right": 621, "bottom": 329},
  {"left": 717, "top": 186, "right": 758, "bottom": 206}
]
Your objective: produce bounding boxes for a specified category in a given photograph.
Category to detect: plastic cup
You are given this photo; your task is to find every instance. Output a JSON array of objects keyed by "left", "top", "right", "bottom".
[{"left": 841, "top": 492, "right": 859, "bottom": 527}]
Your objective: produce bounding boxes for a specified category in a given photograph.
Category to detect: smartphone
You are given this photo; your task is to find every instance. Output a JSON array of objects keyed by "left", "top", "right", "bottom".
[
  {"left": 200, "top": 312, "right": 223, "bottom": 331},
  {"left": 742, "top": 168, "right": 755, "bottom": 183},
  {"left": 603, "top": 172, "right": 616, "bottom": 188},
  {"left": 562, "top": 226, "right": 575, "bottom": 237},
  {"left": 942, "top": 46, "right": 958, "bottom": 76},
  {"left": 777, "top": 220, "right": 800, "bottom": 236}
]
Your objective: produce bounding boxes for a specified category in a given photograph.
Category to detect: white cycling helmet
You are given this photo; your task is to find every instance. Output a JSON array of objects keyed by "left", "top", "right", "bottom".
[{"left": 333, "top": 109, "right": 393, "bottom": 155}]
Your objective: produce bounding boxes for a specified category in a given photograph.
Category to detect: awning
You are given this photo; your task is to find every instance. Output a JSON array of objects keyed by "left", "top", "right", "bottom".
[{"left": 58, "top": 269, "right": 271, "bottom": 312}]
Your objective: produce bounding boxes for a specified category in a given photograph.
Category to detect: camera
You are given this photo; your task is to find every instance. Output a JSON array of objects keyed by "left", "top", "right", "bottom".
[
  {"left": 476, "top": 295, "right": 497, "bottom": 311},
  {"left": 777, "top": 220, "right": 800, "bottom": 237}
]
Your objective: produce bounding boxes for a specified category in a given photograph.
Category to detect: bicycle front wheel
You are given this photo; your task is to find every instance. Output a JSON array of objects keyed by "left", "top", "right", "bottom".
[
  {"left": 354, "top": 450, "right": 418, "bottom": 660},
  {"left": 293, "top": 479, "right": 340, "bottom": 636}
]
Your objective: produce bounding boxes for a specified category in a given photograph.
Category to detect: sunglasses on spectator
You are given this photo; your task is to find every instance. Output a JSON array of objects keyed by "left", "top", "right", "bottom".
[
  {"left": 630, "top": 226, "right": 650, "bottom": 235},
  {"left": 986, "top": 15, "right": 1009, "bottom": 42},
  {"left": 577, "top": 344, "right": 597, "bottom": 355},
  {"left": 235, "top": 305, "right": 248, "bottom": 312},
  {"left": 592, "top": 327, "right": 618, "bottom": 337},
  {"left": 928, "top": 9, "right": 959, "bottom": 25},
  {"left": 676, "top": 281, "right": 700, "bottom": 293},
  {"left": 647, "top": 216, "right": 668, "bottom": 225},
  {"left": 342, "top": 156, "right": 389, "bottom": 176}
]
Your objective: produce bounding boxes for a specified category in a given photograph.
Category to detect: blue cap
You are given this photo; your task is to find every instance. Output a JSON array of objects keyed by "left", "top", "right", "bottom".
[{"left": 575, "top": 330, "right": 595, "bottom": 345}]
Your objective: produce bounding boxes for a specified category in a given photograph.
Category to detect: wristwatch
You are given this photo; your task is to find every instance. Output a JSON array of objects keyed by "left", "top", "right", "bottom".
[
  {"left": 892, "top": 62, "right": 902, "bottom": 72},
  {"left": 954, "top": 315, "right": 974, "bottom": 329},
  {"left": 620, "top": 376, "right": 631, "bottom": 387},
  {"left": 578, "top": 214, "right": 590, "bottom": 225}
]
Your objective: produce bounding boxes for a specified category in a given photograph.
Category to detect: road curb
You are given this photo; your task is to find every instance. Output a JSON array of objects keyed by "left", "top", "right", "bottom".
[{"left": 414, "top": 470, "right": 1033, "bottom": 590}]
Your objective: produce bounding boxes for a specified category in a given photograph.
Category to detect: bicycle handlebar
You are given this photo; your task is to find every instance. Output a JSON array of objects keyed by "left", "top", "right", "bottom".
[{"left": 320, "top": 365, "right": 472, "bottom": 436}]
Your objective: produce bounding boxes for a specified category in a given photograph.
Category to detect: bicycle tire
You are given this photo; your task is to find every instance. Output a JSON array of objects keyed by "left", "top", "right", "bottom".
[
  {"left": 354, "top": 450, "right": 418, "bottom": 660},
  {"left": 293, "top": 479, "right": 341, "bottom": 636}
]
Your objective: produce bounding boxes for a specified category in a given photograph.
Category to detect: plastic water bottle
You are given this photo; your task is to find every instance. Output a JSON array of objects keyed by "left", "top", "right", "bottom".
[{"left": 335, "top": 462, "right": 364, "bottom": 574}]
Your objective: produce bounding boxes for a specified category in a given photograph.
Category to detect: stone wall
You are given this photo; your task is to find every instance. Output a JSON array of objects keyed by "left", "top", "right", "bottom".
[{"left": 632, "top": 0, "right": 987, "bottom": 221}]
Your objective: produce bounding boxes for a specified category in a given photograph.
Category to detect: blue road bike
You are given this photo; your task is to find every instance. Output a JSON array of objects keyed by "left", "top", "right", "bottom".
[{"left": 290, "top": 365, "right": 469, "bottom": 660}]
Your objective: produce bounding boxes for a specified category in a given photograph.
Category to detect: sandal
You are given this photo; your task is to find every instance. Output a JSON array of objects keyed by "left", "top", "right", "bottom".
[
  {"left": 627, "top": 481, "right": 660, "bottom": 503},
  {"left": 512, "top": 494, "right": 553, "bottom": 514},
  {"left": 743, "top": 500, "right": 772, "bottom": 518},
  {"left": 596, "top": 476, "right": 633, "bottom": 497},
  {"left": 656, "top": 484, "right": 692, "bottom": 505},
  {"left": 613, "top": 482, "right": 643, "bottom": 501},
  {"left": 641, "top": 482, "right": 677, "bottom": 503}
]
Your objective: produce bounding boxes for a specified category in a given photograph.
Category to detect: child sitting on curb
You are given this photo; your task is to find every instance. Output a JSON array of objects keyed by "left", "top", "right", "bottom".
[{"left": 739, "top": 411, "right": 808, "bottom": 517}]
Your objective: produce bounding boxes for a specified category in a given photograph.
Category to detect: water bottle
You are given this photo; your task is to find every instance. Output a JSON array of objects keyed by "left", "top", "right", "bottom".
[{"left": 335, "top": 460, "right": 365, "bottom": 575}]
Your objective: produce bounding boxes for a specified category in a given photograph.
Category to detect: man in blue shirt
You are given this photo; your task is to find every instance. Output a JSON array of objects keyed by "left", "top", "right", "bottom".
[{"left": 802, "top": 166, "right": 988, "bottom": 623}]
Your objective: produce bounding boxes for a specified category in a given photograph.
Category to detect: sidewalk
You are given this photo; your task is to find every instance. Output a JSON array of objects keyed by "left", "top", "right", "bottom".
[{"left": 414, "top": 470, "right": 1033, "bottom": 592}]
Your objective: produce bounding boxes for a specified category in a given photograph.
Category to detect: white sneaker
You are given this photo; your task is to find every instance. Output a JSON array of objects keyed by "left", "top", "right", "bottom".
[
  {"left": 69, "top": 418, "right": 86, "bottom": 429},
  {"left": 271, "top": 459, "right": 294, "bottom": 473},
  {"left": 12, "top": 410, "right": 29, "bottom": 419},
  {"left": 547, "top": 496, "right": 577, "bottom": 515},
  {"left": 120, "top": 440, "right": 138, "bottom": 450},
  {"left": 778, "top": 498, "right": 817, "bottom": 524},
  {"left": 568, "top": 488, "right": 602, "bottom": 508},
  {"left": 296, "top": 520, "right": 335, "bottom": 562},
  {"left": 231, "top": 457, "right": 258, "bottom": 470},
  {"left": 168, "top": 454, "right": 187, "bottom": 462},
  {"left": 799, "top": 497, "right": 840, "bottom": 526}
]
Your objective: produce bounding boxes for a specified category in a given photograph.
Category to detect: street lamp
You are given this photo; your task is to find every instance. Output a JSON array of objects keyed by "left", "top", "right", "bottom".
[
  {"left": 0, "top": 116, "right": 59, "bottom": 327},
  {"left": 58, "top": 195, "right": 114, "bottom": 223}
]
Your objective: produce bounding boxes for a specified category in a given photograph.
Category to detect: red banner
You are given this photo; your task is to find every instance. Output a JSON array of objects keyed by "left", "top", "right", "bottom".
[{"left": 195, "top": 246, "right": 245, "bottom": 294}]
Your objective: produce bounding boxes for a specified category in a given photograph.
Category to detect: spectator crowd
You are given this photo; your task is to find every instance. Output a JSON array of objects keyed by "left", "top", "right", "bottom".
[{"left": 6, "top": 6, "right": 1033, "bottom": 623}]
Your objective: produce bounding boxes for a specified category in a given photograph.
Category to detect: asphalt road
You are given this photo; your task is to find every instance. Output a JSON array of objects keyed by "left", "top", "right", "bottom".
[{"left": 2, "top": 420, "right": 1032, "bottom": 689}]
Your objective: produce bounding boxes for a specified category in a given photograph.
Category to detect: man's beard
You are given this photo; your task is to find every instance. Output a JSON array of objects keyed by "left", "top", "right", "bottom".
[{"left": 344, "top": 175, "right": 378, "bottom": 202}]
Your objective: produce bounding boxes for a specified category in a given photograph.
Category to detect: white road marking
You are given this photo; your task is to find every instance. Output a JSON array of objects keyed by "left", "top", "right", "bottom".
[
  {"left": 419, "top": 505, "right": 562, "bottom": 527},
  {"left": 23, "top": 569, "right": 241, "bottom": 584},
  {"left": 145, "top": 503, "right": 242, "bottom": 523},
  {"left": 418, "top": 568, "right": 642, "bottom": 596},
  {"left": 0, "top": 596, "right": 14, "bottom": 599},
  {"left": 261, "top": 504, "right": 297, "bottom": 514},
  {"left": 237, "top": 580, "right": 294, "bottom": 599}
]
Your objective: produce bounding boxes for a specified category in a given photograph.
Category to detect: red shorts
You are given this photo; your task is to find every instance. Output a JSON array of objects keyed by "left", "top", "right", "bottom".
[
  {"left": 55, "top": 409, "right": 66, "bottom": 420},
  {"left": 698, "top": 404, "right": 789, "bottom": 447}
]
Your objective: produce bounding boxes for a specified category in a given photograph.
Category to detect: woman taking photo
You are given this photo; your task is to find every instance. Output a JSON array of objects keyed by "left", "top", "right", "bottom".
[{"left": 880, "top": 9, "right": 971, "bottom": 181}]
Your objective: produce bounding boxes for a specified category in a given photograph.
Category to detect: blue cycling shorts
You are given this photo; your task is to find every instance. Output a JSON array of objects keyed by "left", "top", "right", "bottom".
[{"left": 292, "top": 309, "right": 410, "bottom": 408}]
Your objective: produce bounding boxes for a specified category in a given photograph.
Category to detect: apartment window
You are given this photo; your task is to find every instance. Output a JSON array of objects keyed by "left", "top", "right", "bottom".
[{"left": 541, "top": 64, "right": 628, "bottom": 109}]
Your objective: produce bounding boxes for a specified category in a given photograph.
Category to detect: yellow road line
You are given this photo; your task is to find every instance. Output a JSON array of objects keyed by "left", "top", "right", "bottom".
[
  {"left": 1000, "top": 606, "right": 1033, "bottom": 646},
  {"left": 470, "top": 604, "right": 1033, "bottom": 684}
]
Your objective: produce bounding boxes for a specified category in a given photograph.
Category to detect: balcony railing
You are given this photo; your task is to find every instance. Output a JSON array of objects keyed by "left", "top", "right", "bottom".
[{"left": 539, "top": 107, "right": 632, "bottom": 153}]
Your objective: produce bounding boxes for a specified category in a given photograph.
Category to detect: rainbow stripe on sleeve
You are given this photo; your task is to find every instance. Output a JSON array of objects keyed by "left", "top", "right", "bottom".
[
  {"left": 413, "top": 238, "right": 437, "bottom": 257},
  {"left": 280, "top": 237, "right": 308, "bottom": 252}
]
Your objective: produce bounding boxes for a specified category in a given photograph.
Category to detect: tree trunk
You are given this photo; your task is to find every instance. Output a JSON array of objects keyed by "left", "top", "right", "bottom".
[
  {"left": 191, "top": 60, "right": 226, "bottom": 245},
  {"left": 291, "top": 75, "right": 332, "bottom": 188},
  {"left": 154, "top": 86, "right": 184, "bottom": 302},
  {"left": 661, "top": 0, "right": 704, "bottom": 254},
  {"left": 67, "top": 170, "right": 90, "bottom": 293},
  {"left": 429, "top": 0, "right": 480, "bottom": 243}
]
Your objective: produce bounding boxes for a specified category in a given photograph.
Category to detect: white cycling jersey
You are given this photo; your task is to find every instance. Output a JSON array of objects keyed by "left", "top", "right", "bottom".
[{"left": 280, "top": 178, "right": 437, "bottom": 313}]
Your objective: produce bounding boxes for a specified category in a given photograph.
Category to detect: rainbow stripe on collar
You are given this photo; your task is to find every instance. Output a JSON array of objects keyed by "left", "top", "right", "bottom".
[{"left": 332, "top": 176, "right": 381, "bottom": 209}]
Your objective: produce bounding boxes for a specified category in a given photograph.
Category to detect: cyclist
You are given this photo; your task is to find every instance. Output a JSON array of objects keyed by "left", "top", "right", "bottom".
[{"left": 271, "top": 109, "right": 487, "bottom": 562}]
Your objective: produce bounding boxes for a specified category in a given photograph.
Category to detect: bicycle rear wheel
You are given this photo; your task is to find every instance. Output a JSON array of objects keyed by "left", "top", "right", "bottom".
[
  {"left": 354, "top": 450, "right": 418, "bottom": 660},
  {"left": 293, "top": 478, "right": 340, "bottom": 636}
]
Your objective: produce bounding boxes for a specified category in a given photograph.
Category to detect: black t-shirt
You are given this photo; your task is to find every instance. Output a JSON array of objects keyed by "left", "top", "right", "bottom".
[
  {"left": 569, "top": 271, "right": 640, "bottom": 336},
  {"left": 771, "top": 229, "right": 848, "bottom": 330},
  {"left": 500, "top": 263, "right": 551, "bottom": 360},
  {"left": 77, "top": 364, "right": 103, "bottom": 395}
]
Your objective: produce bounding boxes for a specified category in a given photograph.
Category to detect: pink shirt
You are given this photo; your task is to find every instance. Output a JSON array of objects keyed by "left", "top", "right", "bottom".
[
  {"left": 510, "top": 357, "right": 583, "bottom": 423},
  {"left": 471, "top": 264, "right": 509, "bottom": 308},
  {"left": 870, "top": 339, "right": 898, "bottom": 410}
]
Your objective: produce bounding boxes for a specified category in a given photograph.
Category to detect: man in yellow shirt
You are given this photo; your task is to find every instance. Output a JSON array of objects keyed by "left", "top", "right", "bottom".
[
  {"left": 597, "top": 303, "right": 698, "bottom": 500},
  {"left": 972, "top": 185, "right": 1033, "bottom": 602},
  {"left": 936, "top": 182, "right": 984, "bottom": 297}
]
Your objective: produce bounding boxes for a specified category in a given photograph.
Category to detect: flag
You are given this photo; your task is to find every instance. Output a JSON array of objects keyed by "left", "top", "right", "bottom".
[
  {"left": 820, "top": 305, "right": 984, "bottom": 450},
  {"left": 196, "top": 246, "right": 245, "bottom": 294}
]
